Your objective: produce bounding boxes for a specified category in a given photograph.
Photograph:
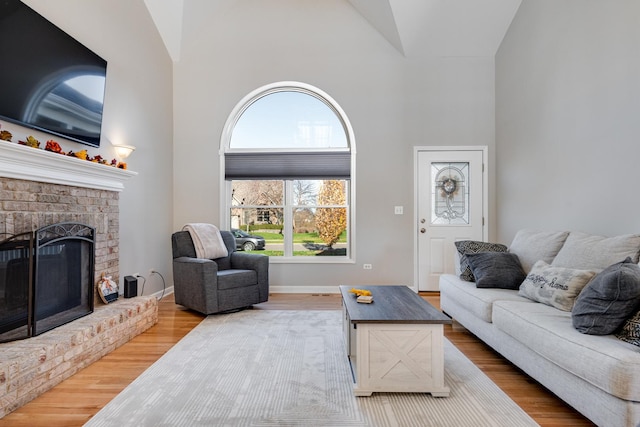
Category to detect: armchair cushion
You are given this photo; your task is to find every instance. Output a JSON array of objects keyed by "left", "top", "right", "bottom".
[
  {"left": 215, "top": 232, "right": 235, "bottom": 271},
  {"left": 217, "top": 270, "right": 257, "bottom": 290}
]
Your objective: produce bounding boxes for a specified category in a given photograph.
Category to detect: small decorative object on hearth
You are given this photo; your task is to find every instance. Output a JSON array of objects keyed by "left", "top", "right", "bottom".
[{"left": 98, "top": 273, "right": 119, "bottom": 304}]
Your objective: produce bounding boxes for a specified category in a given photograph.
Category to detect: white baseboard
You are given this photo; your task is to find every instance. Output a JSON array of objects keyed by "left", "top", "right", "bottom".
[
  {"left": 269, "top": 284, "right": 416, "bottom": 294},
  {"left": 153, "top": 285, "right": 416, "bottom": 298},
  {"left": 269, "top": 285, "right": 340, "bottom": 294},
  {"left": 150, "top": 286, "right": 174, "bottom": 300}
]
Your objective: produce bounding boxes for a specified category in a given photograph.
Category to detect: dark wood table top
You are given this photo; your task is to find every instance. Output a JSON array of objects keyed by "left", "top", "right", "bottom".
[{"left": 339, "top": 285, "right": 452, "bottom": 324}]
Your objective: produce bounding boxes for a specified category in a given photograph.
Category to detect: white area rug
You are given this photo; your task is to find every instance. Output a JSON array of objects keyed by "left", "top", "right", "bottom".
[{"left": 85, "top": 310, "right": 539, "bottom": 426}]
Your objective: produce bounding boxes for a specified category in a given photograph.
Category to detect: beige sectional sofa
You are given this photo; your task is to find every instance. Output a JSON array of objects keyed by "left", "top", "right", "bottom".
[{"left": 440, "top": 230, "right": 640, "bottom": 427}]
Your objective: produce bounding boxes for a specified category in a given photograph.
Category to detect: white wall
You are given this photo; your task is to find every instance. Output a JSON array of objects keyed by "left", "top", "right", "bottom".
[
  {"left": 496, "top": 0, "right": 640, "bottom": 243},
  {"left": 8, "top": 0, "right": 175, "bottom": 295},
  {"left": 173, "top": 0, "right": 496, "bottom": 291}
]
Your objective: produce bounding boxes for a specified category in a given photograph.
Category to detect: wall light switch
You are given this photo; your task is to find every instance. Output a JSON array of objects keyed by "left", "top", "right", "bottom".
[{"left": 394, "top": 206, "right": 403, "bottom": 215}]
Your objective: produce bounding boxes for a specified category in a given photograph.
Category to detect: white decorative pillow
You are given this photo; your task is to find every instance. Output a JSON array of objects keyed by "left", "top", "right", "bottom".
[
  {"left": 518, "top": 260, "right": 597, "bottom": 311},
  {"left": 508, "top": 229, "right": 569, "bottom": 274},
  {"left": 552, "top": 232, "right": 640, "bottom": 271}
]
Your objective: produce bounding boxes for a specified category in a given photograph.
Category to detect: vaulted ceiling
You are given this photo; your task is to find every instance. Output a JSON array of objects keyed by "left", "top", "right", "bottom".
[{"left": 143, "top": 0, "right": 521, "bottom": 62}]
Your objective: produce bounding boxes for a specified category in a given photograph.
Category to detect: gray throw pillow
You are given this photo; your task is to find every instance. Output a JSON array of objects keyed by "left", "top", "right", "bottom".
[
  {"left": 518, "top": 260, "right": 597, "bottom": 312},
  {"left": 454, "top": 241, "right": 508, "bottom": 282},
  {"left": 466, "top": 252, "right": 526, "bottom": 289},
  {"left": 572, "top": 258, "right": 640, "bottom": 335},
  {"left": 616, "top": 309, "right": 640, "bottom": 347}
]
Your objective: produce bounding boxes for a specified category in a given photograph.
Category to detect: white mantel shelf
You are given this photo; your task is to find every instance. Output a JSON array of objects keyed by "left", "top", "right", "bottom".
[{"left": 0, "top": 141, "right": 137, "bottom": 192}]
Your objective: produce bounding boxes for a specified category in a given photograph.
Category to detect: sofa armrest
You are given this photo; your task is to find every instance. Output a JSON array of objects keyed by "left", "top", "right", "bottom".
[
  {"left": 172, "top": 257, "right": 219, "bottom": 313},
  {"left": 230, "top": 252, "right": 269, "bottom": 302}
]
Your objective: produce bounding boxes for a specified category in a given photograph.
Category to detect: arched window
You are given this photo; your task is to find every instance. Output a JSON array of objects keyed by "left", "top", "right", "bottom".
[{"left": 220, "top": 82, "right": 355, "bottom": 261}]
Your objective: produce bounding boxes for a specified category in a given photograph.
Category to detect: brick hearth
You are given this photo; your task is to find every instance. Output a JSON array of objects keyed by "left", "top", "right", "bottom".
[{"left": 0, "top": 296, "right": 158, "bottom": 418}]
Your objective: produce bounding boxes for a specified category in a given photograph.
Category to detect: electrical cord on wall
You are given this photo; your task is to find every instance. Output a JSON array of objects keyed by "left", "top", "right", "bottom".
[
  {"left": 149, "top": 270, "right": 166, "bottom": 301},
  {"left": 135, "top": 274, "right": 146, "bottom": 296}
]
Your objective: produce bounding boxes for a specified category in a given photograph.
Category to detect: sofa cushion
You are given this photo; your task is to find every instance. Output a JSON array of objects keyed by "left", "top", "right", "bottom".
[
  {"left": 439, "top": 274, "right": 533, "bottom": 323},
  {"left": 508, "top": 229, "right": 569, "bottom": 274},
  {"left": 454, "top": 249, "right": 462, "bottom": 276},
  {"left": 518, "top": 260, "right": 596, "bottom": 311},
  {"left": 616, "top": 310, "right": 640, "bottom": 347},
  {"left": 454, "top": 240, "right": 507, "bottom": 281},
  {"left": 552, "top": 232, "right": 640, "bottom": 271},
  {"left": 492, "top": 300, "right": 640, "bottom": 401},
  {"left": 572, "top": 258, "right": 640, "bottom": 335},
  {"left": 466, "top": 252, "right": 526, "bottom": 289}
]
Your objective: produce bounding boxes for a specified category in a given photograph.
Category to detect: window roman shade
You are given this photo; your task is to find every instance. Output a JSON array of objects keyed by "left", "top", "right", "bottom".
[{"left": 225, "top": 152, "right": 350, "bottom": 180}]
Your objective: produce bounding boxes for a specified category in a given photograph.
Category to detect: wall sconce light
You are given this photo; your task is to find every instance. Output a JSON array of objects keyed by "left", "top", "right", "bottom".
[{"left": 112, "top": 143, "right": 136, "bottom": 160}]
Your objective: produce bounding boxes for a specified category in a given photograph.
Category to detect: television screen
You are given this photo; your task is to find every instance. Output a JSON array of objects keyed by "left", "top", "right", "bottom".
[{"left": 0, "top": 0, "right": 107, "bottom": 147}]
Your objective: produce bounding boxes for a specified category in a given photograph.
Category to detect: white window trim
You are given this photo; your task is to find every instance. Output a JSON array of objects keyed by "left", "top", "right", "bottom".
[{"left": 219, "top": 81, "right": 356, "bottom": 264}]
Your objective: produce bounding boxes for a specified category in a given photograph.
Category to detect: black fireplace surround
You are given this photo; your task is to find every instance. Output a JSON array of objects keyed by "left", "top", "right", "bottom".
[{"left": 0, "top": 222, "right": 95, "bottom": 342}]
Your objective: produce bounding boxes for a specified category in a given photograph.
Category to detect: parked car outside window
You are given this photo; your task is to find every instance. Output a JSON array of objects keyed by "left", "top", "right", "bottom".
[{"left": 231, "top": 228, "right": 266, "bottom": 251}]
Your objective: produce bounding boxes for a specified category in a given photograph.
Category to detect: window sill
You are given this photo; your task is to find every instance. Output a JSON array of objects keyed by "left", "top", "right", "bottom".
[{"left": 268, "top": 256, "right": 355, "bottom": 264}]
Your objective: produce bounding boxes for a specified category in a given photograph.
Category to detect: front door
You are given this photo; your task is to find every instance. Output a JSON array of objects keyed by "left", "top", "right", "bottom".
[{"left": 415, "top": 147, "right": 487, "bottom": 291}]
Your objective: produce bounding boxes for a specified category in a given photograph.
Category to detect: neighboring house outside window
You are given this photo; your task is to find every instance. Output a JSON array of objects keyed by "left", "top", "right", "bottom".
[
  {"left": 220, "top": 82, "right": 355, "bottom": 262},
  {"left": 256, "top": 209, "right": 270, "bottom": 223}
]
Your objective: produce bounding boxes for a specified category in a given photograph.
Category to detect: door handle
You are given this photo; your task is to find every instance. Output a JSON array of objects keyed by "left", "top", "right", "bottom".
[{"left": 420, "top": 228, "right": 426, "bottom": 234}]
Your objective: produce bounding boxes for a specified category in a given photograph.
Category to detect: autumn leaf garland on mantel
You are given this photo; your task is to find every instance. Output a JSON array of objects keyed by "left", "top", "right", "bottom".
[
  {"left": 0, "top": 124, "right": 13, "bottom": 142},
  {"left": 0, "top": 124, "right": 127, "bottom": 169}
]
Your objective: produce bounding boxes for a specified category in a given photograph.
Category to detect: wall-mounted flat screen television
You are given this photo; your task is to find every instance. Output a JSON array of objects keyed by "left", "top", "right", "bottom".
[{"left": 0, "top": 0, "right": 107, "bottom": 148}]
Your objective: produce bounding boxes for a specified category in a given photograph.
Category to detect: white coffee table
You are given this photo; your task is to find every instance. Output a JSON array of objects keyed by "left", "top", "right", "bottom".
[{"left": 340, "top": 285, "right": 452, "bottom": 397}]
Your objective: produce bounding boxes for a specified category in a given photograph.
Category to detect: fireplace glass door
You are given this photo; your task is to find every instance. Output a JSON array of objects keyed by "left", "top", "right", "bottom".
[
  {"left": 0, "top": 222, "right": 95, "bottom": 342},
  {"left": 0, "top": 232, "right": 33, "bottom": 341}
]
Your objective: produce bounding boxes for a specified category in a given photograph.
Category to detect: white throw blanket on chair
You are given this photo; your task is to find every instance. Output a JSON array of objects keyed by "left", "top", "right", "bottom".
[{"left": 182, "top": 223, "right": 229, "bottom": 259}]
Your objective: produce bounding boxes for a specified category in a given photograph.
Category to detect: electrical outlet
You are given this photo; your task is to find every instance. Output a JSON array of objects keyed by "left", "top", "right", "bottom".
[
  {"left": 394, "top": 206, "right": 403, "bottom": 215},
  {"left": 363, "top": 264, "right": 372, "bottom": 270},
  {"left": 132, "top": 272, "right": 140, "bottom": 278},
  {"left": 149, "top": 268, "right": 157, "bottom": 276}
]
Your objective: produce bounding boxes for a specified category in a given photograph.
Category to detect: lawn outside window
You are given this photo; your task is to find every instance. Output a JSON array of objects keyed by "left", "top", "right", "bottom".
[{"left": 231, "top": 179, "right": 349, "bottom": 258}]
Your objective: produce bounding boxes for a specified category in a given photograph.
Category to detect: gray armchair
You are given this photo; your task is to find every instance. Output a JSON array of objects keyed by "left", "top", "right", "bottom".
[{"left": 171, "top": 230, "right": 269, "bottom": 314}]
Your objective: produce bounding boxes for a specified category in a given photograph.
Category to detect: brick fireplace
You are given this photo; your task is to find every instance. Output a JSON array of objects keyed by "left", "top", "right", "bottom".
[
  {"left": 0, "top": 141, "right": 136, "bottom": 309},
  {"left": 0, "top": 177, "right": 119, "bottom": 304},
  {"left": 0, "top": 141, "right": 157, "bottom": 418}
]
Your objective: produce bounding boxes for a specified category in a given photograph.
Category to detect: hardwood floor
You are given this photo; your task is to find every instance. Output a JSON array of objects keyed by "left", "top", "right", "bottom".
[{"left": 0, "top": 292, "right": 594, "bottom": 426}]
